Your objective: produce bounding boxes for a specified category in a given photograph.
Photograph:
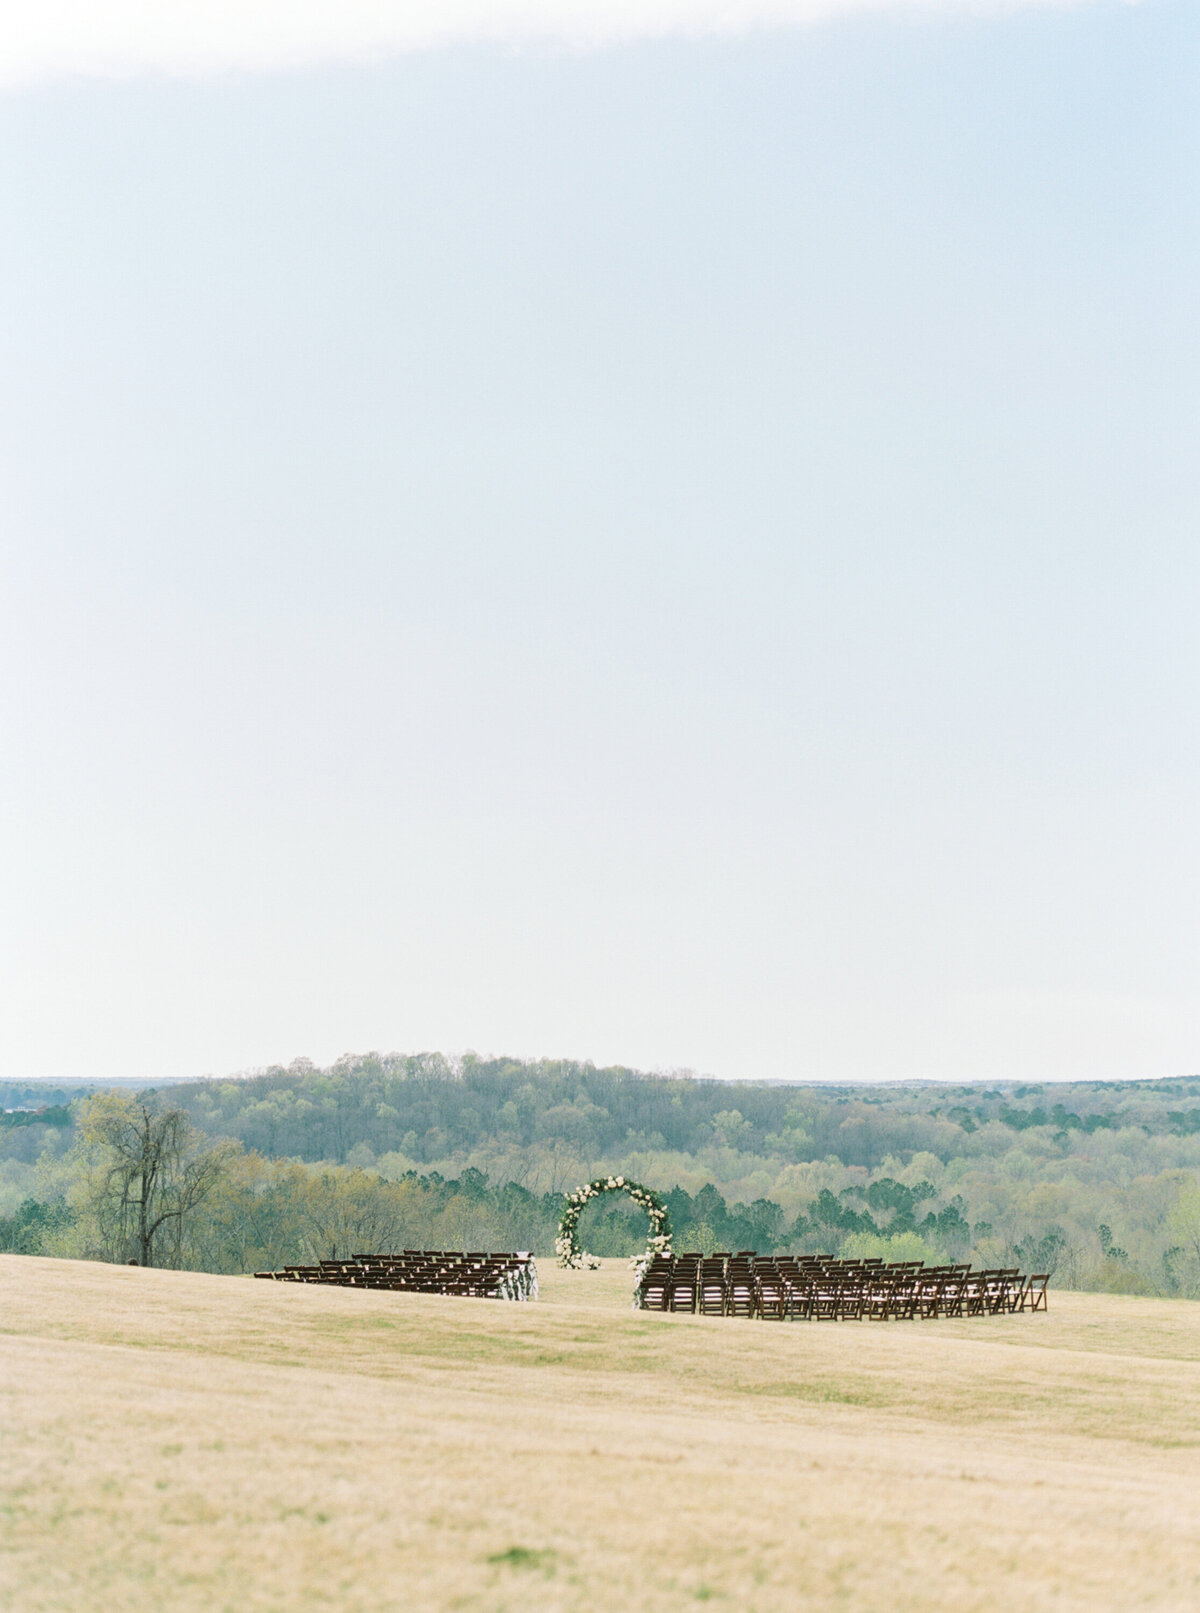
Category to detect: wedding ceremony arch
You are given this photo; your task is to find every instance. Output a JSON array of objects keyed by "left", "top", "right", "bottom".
[{"left": 555, "top": 1175, "right": 672, "bottom": 1274}]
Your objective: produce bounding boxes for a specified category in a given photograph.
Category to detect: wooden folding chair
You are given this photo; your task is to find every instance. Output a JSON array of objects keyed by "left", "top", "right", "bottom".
[
  {"left": 988, "top": 1270, "right": 1018, "bottom": 1314},
  {"left": 669, "top": 1269, "right": 699, "bottom": 1313},
  {"left": 698, "top": 1261, "right": 727, "bottom": 1316},
  {"left": 1025, "top": 1273, "right": 1049, "bottom": 1312},
  {"left": 638, "top": 1266, "right": 672, "bottom": 1311},
  {"left": 756, "top": 1265, "right": 787, "bottom": 1320},
  {"left": 781, "top": 1274, "right": 813, "bottom": 1320},
  {"left": 726, "top": 1266, "right": 758, "bottom": 1319},
  {"left": 811, "top": 1271, "right": 841, "bottom": 1321}
]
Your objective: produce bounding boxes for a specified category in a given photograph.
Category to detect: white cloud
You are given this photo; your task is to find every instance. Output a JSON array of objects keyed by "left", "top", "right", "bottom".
[{"left": 1, "top": 0, "right": 1135, "bottom": 87}]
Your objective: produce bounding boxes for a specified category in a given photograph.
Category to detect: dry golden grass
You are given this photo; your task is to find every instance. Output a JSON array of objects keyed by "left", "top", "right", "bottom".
[{"left": 3, "top": 1255, "right": 1200, "bottom": 1612}]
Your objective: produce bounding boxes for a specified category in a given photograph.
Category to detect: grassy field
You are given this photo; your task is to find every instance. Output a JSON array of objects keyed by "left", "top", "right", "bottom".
[{"left": 2, "top": 1256, "right": 1200, "bottom": 1612}]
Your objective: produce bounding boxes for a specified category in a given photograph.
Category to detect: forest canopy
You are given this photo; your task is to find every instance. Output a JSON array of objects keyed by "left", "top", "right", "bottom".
[{"left": 4, "top": 1052, "right": 1200, "bottom": 1294}]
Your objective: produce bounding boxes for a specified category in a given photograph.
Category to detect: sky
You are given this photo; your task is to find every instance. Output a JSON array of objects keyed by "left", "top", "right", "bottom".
[{"left": 1, "top": 0, "right": 1197, "bottom": 1087}]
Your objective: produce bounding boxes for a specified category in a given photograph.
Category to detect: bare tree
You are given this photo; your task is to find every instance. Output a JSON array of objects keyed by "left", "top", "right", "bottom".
[
  {"left": 76, "top": 1092, "right": 236, "bottom": 1267},
  {"left": 295, "top": 1167, "right": 410, "bottom": 1262}
]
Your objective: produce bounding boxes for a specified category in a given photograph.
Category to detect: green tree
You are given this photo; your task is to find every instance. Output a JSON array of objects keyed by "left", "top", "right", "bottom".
[{"left": 0, "top": 1196, "right": 72, "bottom": 1254}]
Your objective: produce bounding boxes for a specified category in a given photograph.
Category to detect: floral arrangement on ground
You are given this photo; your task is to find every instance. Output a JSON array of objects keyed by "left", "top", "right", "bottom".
[{"left": 554, "top": 1175, "right": 673, "bottom": 1280}]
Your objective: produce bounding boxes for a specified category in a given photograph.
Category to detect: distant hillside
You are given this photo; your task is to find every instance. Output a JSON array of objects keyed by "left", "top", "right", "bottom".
[
  {"left": 167, "top": 1051, "right": 1200, "bottom": 1167},
  {"left": 5, "top": 1054, "right": 1200, "bottom": 1293}
]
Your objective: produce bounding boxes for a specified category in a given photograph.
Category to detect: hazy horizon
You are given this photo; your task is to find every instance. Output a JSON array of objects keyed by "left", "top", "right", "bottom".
[{"left": 3, "top": 1049, "right": 1197, "bottom": 1094}]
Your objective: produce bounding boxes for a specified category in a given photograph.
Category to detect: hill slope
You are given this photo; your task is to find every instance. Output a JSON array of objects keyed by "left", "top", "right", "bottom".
[{"left": 2, "top": 1256, "right": 1199, "bottom": 1611}]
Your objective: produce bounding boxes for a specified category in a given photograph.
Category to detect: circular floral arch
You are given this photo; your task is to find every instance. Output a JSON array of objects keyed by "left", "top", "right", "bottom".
[{"left": 555, "top": 1176, "right": 672, "bottom": 1272}]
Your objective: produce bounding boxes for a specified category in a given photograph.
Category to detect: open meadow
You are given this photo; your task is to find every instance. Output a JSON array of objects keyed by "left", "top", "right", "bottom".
[{"left": 2, "top": 1254, "right": 1200, "bottom": 1612}]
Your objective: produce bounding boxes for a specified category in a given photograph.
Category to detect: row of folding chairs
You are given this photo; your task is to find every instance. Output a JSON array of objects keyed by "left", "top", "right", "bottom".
[
  {"left": 253, "top": 1249, "right": 538, "bottom": 1301},
  {"left": 636, "top": 1253, "right": 1049, "bottom": 1320}
]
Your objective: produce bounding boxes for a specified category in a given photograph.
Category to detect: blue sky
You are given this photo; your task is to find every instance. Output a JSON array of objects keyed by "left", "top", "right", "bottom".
[{"left": 2, "top": 1, "right": 1197, "bottom": 1084}]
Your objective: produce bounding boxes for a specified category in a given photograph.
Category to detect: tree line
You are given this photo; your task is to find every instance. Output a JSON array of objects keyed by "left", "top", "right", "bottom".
[{"left": 3, "top": 1054, "right": 1200, "bottom": 1294}]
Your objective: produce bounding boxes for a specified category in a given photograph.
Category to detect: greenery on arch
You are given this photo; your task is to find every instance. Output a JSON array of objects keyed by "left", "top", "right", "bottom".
[{"left": 555, "top": 1175, "right": 672, "bottom": 1272}]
